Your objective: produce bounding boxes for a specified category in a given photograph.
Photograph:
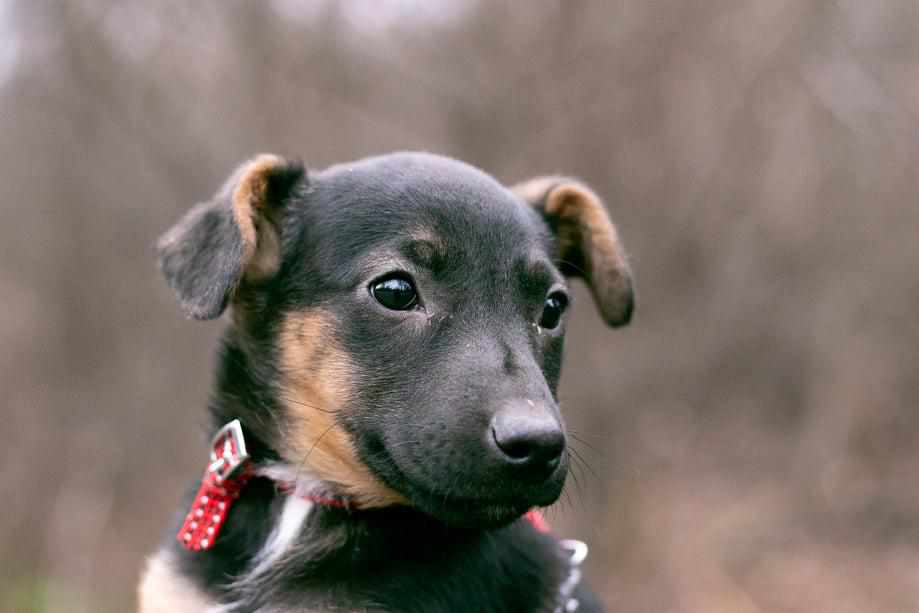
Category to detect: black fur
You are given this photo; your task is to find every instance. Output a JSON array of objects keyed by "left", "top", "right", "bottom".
[
  {"left": 172, "top": 479, "right": 592, "bottom": 612},
  {"left": 151, "top": 152, "right": 632, "bottom": 612}
]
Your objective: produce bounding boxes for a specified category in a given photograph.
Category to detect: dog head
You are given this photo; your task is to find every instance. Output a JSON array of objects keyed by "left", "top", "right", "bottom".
[{"left": 158, "top": 152, "right": 633, "bottom": 527}]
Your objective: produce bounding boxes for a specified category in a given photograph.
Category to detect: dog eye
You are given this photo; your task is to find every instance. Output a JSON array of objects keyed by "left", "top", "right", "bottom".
[
  {"left": 538, "top": 292, "right": 569, "bottom": 329},
  {"left": 370, "top": 274, "right": 418, "bottom": 311}
]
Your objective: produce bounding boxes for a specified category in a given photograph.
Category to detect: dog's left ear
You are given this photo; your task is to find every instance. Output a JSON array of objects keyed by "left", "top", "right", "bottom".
[
  {"left": 157, "top": 154, "right": 305, "bottom": 320},
  {"left": 512, "top": 177, "right": 634, "bottom": 327}
]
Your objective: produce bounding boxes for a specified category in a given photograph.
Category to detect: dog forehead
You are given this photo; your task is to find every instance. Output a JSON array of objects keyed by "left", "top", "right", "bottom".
[
  {"left": 311, "top": 152, "right": 549, "bottom": 259},
  {"left": 318, "top": 151, "right": 505, "bottom": 194}
]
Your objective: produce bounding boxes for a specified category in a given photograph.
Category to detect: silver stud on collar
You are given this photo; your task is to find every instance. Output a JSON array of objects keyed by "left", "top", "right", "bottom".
[{"left": 554, "top": 539, "right": 589, "bottom": 613}]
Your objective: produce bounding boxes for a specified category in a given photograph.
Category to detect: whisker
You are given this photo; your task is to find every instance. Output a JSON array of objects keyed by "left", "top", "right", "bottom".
[
  {"left": 280, "top": 393, "right": 339, "bottom": 415},
  {"left": 567, "top": 430, "right": 602, "bottom": 453},
  {"left": 442, "top": 472, "right": 462, "bottom": 508},
  {"left": 568, "top": 455, "right": 586, "bottom": 503},
  {"left": 295, "top": 422, "right": 337, "bottom": 482},
  {"left": 561, "top": 487, "right": 574, "bottom": 514},
  {"left": 568, "top": 444, "right": 600, "bottom": 482}
]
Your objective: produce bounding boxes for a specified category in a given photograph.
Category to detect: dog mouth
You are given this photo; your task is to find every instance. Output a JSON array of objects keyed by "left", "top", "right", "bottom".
[
  {"left": 413, "top": 484, "right": 562, "bottom": 529},
  {"left": 368, "top": 445, "right": 567, "bottom": 528},
  {"left": 392, "top": 480, "right": 538, "bottom": 528}
]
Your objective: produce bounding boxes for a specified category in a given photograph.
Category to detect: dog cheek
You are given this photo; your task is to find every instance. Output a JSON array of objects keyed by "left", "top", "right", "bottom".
[
  {"left": 276, "top": 309, "right": 408, "bottom": 508},
  {"left": 541, "top": 335, "right": 565, "bottom": 395}
]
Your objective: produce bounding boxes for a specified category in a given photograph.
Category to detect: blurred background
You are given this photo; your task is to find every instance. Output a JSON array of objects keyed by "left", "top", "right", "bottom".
[{"left": 2, "top": 1, "right": 918, "bottom": 611}]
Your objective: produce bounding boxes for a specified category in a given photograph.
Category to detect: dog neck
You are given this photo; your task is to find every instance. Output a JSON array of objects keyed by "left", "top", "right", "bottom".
[
  {"left": 173, "top": 422, "right": 586, "bottom": 613},
  {"left": 254, "top": 462, "right": 355, "bottom": 509}
]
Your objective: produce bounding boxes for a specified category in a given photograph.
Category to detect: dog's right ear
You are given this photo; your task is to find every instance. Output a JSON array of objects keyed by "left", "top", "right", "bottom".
[{"left": 157, "top": 154, "right": 305, "bottom": 320}]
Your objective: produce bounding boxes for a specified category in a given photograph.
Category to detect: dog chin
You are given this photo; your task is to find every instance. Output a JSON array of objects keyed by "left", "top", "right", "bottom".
[
  {"left": 365, "top": 451, "right": 566, "bottom": 529},
  {"left": 404, "top": 482, "right": 564, "bottom": 530},
  {"left": 428, "top": 500, "right": 535, "bottom": 529}
]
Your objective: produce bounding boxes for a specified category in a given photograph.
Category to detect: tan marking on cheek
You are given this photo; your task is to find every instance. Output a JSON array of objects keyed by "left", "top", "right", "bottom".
[
  {"left": 278, "top": 310, "right": 408, "bottom": 508},
  {"left": 138, "top": 551, "right": 216, "bottom": 612}
]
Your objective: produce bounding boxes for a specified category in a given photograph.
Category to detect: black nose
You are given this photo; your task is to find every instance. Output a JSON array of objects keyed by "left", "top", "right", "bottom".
[{"left": 490, "top": 403, "right": 565, "bottom": 478}]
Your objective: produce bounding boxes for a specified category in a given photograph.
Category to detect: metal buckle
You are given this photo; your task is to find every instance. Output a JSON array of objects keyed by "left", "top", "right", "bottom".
[{"left": 207, "top": 419, "right": 249, "bottom": 484}]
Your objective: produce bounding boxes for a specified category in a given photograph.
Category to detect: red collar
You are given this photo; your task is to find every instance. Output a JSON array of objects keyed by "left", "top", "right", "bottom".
[
  {"left": 178, "top": 420, "right": 549, "bottom": 551},
  {"left": 178, "top": 420, "right": 251, "bottom": 551}
]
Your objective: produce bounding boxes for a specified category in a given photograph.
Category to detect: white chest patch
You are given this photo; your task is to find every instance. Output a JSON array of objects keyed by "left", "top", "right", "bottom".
[
  {"left": 139, "top": 551, "right": 217, "bottom": 612},
  {"left": 248, "top": 493, "right": 314, "bottom": 579}
]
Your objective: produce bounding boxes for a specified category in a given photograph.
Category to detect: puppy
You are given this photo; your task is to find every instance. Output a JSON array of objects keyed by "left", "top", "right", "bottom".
[{"left": 140, "top": 152, "right": 633, "bottom": 612}]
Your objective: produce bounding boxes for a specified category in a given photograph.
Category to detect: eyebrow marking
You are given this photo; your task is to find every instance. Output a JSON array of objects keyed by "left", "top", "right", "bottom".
[
  {"left": 517, "top": 255, "right": 565, "bottom": 300},
  {"left": 400, "top": 234, "right": 447, "bottom": 271}
]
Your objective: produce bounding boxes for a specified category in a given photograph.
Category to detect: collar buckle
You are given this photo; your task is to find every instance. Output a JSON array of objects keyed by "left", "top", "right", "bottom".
[
  {"left": 207, "top": 419, "right": 249, "bottom": 484},
  {"left": 177, "top": 419, "right": 252, "bottom": 551}
]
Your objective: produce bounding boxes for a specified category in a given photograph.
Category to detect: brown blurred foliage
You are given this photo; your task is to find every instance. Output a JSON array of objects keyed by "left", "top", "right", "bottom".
[{"left": 1, "top": 2, "right": 918, "bottom": 612}]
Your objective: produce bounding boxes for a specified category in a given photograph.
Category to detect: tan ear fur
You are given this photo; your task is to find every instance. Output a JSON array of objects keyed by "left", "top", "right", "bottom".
[
  {"left": 157, "top": 154, "right": 304, "bottom": 320},
  {"left": 512, "top": 177, "right": 634, "bottom": 327},
  {"left": 231, "top": 154, "right": 288, "bottom": 281}
]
